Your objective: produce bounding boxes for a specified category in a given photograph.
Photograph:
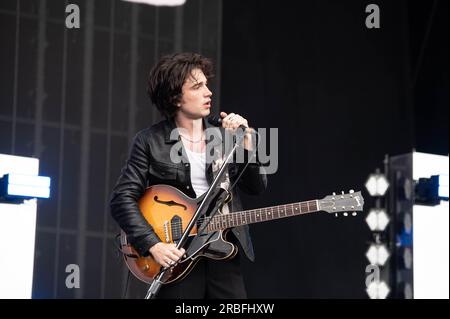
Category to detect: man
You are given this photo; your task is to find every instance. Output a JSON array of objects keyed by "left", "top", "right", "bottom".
[{"left": 110, "top": 52, "right": 267, "bottom": 299}]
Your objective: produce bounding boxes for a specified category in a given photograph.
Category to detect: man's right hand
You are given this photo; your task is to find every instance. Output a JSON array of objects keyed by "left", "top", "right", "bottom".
[{"left": 149, "top": 242, "right": 186, "bottom": 268}]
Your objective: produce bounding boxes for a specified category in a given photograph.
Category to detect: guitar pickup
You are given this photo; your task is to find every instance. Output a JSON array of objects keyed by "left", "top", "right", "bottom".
[{"left": 170, "top": 215, "right": 182, "bottom": 242}]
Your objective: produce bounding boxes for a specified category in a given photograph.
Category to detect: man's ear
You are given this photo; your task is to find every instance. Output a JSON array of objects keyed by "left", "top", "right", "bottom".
[
  {"left": 171, "top": 93, "right": 182, "bottom": 107},
  {"left": 176, "top": 96, "right": 183, "bottom": 107}
]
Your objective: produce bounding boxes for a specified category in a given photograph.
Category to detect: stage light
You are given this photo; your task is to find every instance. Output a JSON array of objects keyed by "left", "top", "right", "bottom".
[
  {"left": 404, "top": 283, "right": 413, "bottom": 299},
  {"left": 438, "top": 174, "right": 448, "bottom": 198},
  {"left": 365, "top": 208, "right": 390, "bottom": 231},
  {"left": 365, "top": 170, "right": 389, "bottom": 196},
  {"left": 403, "top": 213, "right": 412, "bottom": 234},
  {"left": 0, "top": 173, "right": 51, "bottom": 200},
  {"left": 366, "top": 244, "right": 390, "bottom": 266},
  {"left": 403, "top": 248, "right": 412, "bottom": 269},
  {"left": 415, "top": 175, "right": 449, "bottom": 206},
  {"left": 366, "top": 281, "right": 390, "bottom": 299}
]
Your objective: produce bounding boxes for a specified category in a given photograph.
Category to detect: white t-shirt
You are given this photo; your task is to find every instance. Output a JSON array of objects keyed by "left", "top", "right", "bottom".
[{"left": 184, "top": 147, "right": 209, "bottom": 198}]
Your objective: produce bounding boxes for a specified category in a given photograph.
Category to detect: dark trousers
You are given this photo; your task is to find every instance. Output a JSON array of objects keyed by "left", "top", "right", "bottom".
[{"left": 126, "top": 252, "right": 247, "bottom": 299}]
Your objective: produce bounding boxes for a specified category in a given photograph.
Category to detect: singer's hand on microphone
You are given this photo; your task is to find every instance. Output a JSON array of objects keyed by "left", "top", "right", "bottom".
[
  {"left": 220, "top": 112, "right": 254, "bottom": 151},
  {"left": 220, "top": 112, "right": 248, "bottom": 130}
]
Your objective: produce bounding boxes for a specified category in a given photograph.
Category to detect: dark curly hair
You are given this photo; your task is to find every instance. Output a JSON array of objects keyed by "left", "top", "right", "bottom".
[{"left": 147, "top": 52, "right": 214, "bottom": 119}]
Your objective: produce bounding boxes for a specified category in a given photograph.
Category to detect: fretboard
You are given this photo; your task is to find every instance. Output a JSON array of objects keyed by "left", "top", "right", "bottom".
[{"left": 203, "top": 200, "right": 319, "bottom": 233}]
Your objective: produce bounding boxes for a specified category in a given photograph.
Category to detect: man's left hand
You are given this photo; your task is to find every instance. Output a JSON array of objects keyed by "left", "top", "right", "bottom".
[{"left": 220, "top": 112, "right": 254, "bottom": 151}]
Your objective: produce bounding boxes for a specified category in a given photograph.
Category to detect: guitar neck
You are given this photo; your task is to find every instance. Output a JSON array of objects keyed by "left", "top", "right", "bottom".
[{"left": 204, "top": 200, "right": 320, "bottom": 233}]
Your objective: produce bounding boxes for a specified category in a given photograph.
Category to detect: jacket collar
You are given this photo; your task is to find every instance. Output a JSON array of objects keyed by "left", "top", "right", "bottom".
[{"left": 163, "top": 117, "right": 178, "bottom": 144}]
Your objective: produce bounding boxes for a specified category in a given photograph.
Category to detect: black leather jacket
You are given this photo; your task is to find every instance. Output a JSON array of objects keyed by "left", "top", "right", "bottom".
[{"left": 110, "top": 117, "right": 267, "bottom": 261}]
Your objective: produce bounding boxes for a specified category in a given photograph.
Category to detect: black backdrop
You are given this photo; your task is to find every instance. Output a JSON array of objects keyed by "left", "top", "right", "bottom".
[{"left": 221, "top": 0, "right": 448, "bottom": 298}]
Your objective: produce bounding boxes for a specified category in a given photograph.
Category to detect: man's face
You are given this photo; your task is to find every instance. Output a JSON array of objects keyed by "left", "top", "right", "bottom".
[{"left": 177, "top": 68, "right": 212, "bottom": 119}]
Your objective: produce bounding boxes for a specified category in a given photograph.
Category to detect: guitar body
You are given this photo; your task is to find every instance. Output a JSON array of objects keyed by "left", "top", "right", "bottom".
[{"left": 120, "top": 184, "right": 237, "bottom": 285}]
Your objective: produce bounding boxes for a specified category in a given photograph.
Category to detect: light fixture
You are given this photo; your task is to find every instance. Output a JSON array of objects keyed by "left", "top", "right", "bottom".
[
  {"left": 366, "top": 244, "right": 390, "bottom": 266},
  {"left": 403, "top": 248, "right": 412, "bottom": 269},
  {"left": 0, "top": 173, "right": 51, "bottom": 201},
  {"left": 404, "top": 283, "right": 413, "bottom": 299},
  {"left": 403, "top": 213, "right": 412, "bottom": 234},
  {"left": 365, "top": 170, "right": 389, "bottom": 197},
  {"left": 438, "top": 174, "right": 449, "bottom": 198},
  {"left": 365, "top": 208, "right": 390, "bottom": 231},
  {"left": 415, "top": 175, "right": 449, "bottom": 205},
  {"left": 366, "top": 281, "right": 390, "bottom": 299}
]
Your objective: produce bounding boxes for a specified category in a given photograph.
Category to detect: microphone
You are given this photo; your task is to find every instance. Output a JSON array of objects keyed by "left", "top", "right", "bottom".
[
  {"left": 207, "top": 115, "right": 223, "bottom": 127},
  {"left": 207, "top": 115, "right": 250, "bottom": 131}
]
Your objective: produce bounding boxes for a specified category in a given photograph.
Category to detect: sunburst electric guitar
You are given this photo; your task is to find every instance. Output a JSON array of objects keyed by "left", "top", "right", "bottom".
[{"left": 120, "top": 184, "right": 364, "bottom": 285}]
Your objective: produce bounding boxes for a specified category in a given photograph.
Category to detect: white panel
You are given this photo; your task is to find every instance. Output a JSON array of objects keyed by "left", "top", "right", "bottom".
[
  {"left": 412, "top": 152, "right": 449, "bottom": 299},
  {"left": 0, "top": 201, "right": 37, "bottom": 298},
  {"left": 0, "top": 154, "right": 39, "bottom": 177},
  {"left": 0, "top": 154, "right": 39, "bottom": 299},
  {"left": 413, "top": 203, "right": 449, "bottom": 299},
  {"left": 412, "top": 152, "right": 449, "bottom": 180}
]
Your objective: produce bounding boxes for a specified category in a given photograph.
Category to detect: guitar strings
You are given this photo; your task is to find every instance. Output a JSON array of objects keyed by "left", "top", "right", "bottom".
[{"left": 161, "top": 203, "right": 312, "bottom": 230}]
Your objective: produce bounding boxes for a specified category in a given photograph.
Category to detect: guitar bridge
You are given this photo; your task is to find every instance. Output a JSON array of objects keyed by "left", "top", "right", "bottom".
[{"left": 163, "top": 221, "right": 170, "bottom": 243}]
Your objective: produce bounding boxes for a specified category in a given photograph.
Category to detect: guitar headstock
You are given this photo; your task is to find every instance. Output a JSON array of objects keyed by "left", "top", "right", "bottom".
[{"left": 319, "top": 190, "right": 364, "bottom": 216}]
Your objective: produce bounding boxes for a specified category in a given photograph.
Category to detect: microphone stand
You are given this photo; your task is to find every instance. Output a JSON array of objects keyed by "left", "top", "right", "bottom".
[{"left": 144, "top": 127, "right": 251, "bottom": 299}]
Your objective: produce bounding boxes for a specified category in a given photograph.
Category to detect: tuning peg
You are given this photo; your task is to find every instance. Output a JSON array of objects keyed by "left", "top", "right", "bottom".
[
  {"left": 349, "top": 189, "right": 354, "bottom": 194},
  {"left": 332, "top": 192, "right": 336, "bottom": 196},
  {"left": 335, "top": 213, "right": 338, "bottom": 217},
  {"left": 343, "top": 212, "right": 348, "bottom": 217},
  {"left": 352, "top": 212, "right": 357, "bottom": 216}
]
